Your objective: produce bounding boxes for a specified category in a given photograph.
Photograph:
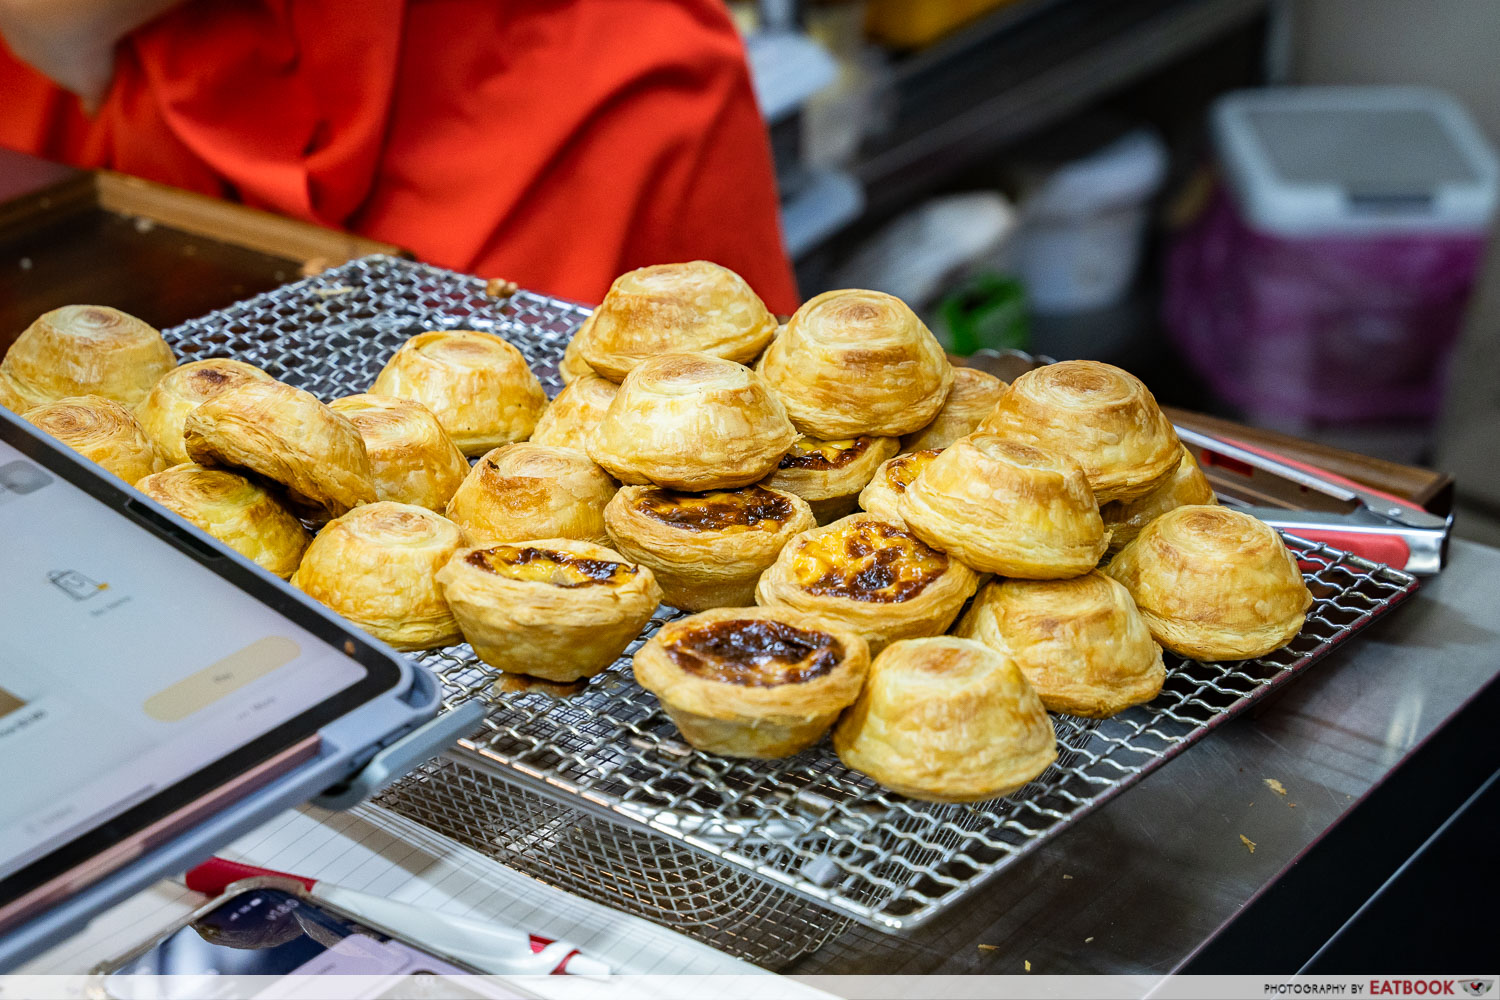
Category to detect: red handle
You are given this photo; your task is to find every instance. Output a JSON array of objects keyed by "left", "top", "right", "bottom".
[{"left": 185, "top": 857, "right": 316, "bottom": 896}]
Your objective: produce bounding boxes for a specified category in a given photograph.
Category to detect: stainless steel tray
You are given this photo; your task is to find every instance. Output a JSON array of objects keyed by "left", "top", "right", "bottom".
[{"left": 165, "top": 255, "right": 1419, "bottom": 945}]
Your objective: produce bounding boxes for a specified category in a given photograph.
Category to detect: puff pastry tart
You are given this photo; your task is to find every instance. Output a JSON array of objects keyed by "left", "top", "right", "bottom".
[
  {"left": 633, "top": 606, "right": 869, "bottom": 759},
  {"left": 604, "top": 484, "right": 814, "bottom": 611},
  {"left": 899, "top": 434, "right": 1107, "bottom": 578},
  {"left": 761, "top": 434, "right": 900, "bottom": 524},
  {"left": 1101, "top": 446, "right": 1216, "bottom": 555},
  {"left": 1, "top": 305, "right": 175, "bottom": 413},
  {"left": 587, "top": 353, "right": 796, "bottom": 491},
  {"left": 576, "top": 261, "right": 777, "bottom": 381},
  {"left": 756, "top": 289, "right": 952, "bottom": 437},
  {"left": 901, "top": 366, "right": 1007, "bottom": 452},
  {"left": 436, "top": 539, "right": 662, "bottom": 682},
  {"left": 833, "top": 637, "right": 1057, "bottom": 803},
  {"left": 136, "top": 359, "right": 275, "bottom": 466},
  {"left": 184, "top": 380, "right": 376, "bottom": 520},
  {"left": 445, "top": 442, "right": 616, "bottom": 546},
  {"left": 292, "top": 502, "right": 464, "bottom": 650},
  {"left": 955, "top": 572, "right": 1165, "bottom": 718},
  {"left": 559, "top": 329, "right": 594, "bottom": 384},
  {"left": 24, "top": 395, "right": 165, "bottom": 483},
  {"left": 329, "top": 393, "right": 469, "bottom": 511},
  {"left": 754, "top": 513, "right": 980, "bottom": 653},
  {"left": 1105, "top": 505, "right": 1311, "bottom": 661},
  {"left": 978, "top": 360, "right": 1179, "bottom": 503},
  {"left": 137, "top": 463, "right": 309, "bottom": 579},
  {"left": 528, "top": 374, "right": 618, "bottom": 453},
  {"left": 857, "top": 448, "right": 940, "bottom": 525},
  {"left": 370, "top": 330, "right": 546, "bottom": 456}
]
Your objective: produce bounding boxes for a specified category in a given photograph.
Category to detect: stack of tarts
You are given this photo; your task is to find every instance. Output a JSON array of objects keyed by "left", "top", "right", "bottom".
[{"left": 7, "top": 263, "right": 1315, "bottom": 808}]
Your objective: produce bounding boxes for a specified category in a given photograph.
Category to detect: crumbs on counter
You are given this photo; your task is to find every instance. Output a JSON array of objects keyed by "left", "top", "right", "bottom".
[
  {"left": 978, "top": 944, "right": 997, "bottom": 952},
  {"left": 486, "top": 277, "right": 520, "bottom": 298},
  {"left": 1085, "top": 936, "right": 1094, "bottom": 943},
  {"left": 1240, "top": 834, "right": 1257, "bottom": 854},
  {"left": 1025, "top": 960, "right": 1032, "bottom": 972},
  {"left": 1062, "top": 874, "right": 1073, "bottom": 879},
  {"left": 1264, "top": 778, "right": 1287, "bottom": 796}
]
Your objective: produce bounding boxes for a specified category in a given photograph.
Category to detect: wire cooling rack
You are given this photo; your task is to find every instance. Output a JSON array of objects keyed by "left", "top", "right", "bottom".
[{"left": 165, "top": 256, "right": 1420, "bottom": 959}]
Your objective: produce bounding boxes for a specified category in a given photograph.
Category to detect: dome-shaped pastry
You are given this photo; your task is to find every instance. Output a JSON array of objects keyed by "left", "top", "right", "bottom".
[
  {"left": 756, "top": 289, "right": 952, "bottom": 437},
  {"left": 559, "top": 328, "right": 594, "bottom": 384},
  {"left": 901, "top": 366, "right": 1007, "bottom": 452},
  {"left": 370, "top": 330, "right": 546, "bottom": 456},
  {"left": 833, "top": 637, "right": 1057, "bottom": 803},
  {"left": 1105, "top": 505, "right": 1312, "bottom": 661},
  {"left": 1101, "top": 446, "right": 1217, "bottom": 555},
  {"left": 24, "top": 395, "right": 165, "bottom": 482},
  {"left": 136, "top": 359, "right": 276, "bottom": 466},
  {"left": 445, "top": 442, "right": 616, "bottom": 546},
  {"left": 857, "top": 448, "right": 941, "bottom": 526},
  {"left": 587, "top": 352, "right": 796, "bottom": 491},
  {"left": 761, "top": 434, "right": 900, "bottom": 524},
  {"left": 576, "top": 261, "right": 777, "bottom": 381},
  {"left": 136, "top": 463, "right": 309, "bottom": 579},
  {"left": 956, "top": 572, "right": 1164, "bottom": 718},
  {"left": 528, "top": 374, "right": 619, "bottom": 453},
  {"left": 1, "top": 305, "right": 175, "bottom": 412},
  {"left": 899, "top": 433, "right": 1107, "bottom": 578},
  {"left": 329, "top": 393, "right": 469, "bottom": 511}
]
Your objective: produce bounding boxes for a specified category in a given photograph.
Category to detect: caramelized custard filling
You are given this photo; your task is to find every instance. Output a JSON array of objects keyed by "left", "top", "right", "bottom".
[
  {"left": 884, "top": 449, "right": 939, "bottom": 493},
  {"left": 466, "top": 546, "right": 635, "bottom": 587},
  {"left": 667, "top": 620, "right": 843, "bottom": 686},
  {"left": 793, "top": 520, "right": 947, "bottom": 602},
  {"left": 634, "top": 486, "right": 793, "bottom": 534},
  {"left": 777, "top": 436, "right": 872, "bottom": 471}
]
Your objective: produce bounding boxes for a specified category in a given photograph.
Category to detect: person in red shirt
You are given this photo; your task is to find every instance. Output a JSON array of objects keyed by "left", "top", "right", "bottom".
[{"left": 0, "top": 0, "right": 799, "bottom": 313}]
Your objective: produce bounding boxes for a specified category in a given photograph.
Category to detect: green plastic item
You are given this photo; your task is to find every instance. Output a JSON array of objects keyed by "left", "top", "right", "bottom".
[{"left": 935, "top": 273, "right": 1030, "bottom": 355}]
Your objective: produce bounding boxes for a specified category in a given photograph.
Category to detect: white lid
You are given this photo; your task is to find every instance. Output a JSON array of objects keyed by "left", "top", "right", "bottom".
[
  {"left": 1024, "top": 129, "right": 1169, "bottom": 219},
  {"left": 1213, "top": 86, "right": 1499, "bottom": 235}
]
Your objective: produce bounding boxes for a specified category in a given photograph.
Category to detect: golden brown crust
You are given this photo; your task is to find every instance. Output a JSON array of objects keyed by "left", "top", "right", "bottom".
[
  {"left": 184, "top": 380, "right": 376, "bottom": 519},
  {"left": 370, "top": 330, "right": 546, "bottom": 456},
  {"left": 857, "top": 448, "right": 941, "bottom": 525},
  {"left": 575, "top": 261, "right": 777, "bottom": 381},
  {"left": 754, "top": 513, "right": 980, "bottom": 653},
  {"left": 1101, "top": 446, "right": 1217, "bottom": 555},
  {"left": 528, "top": 374, "right": 619, "bottom": 452},
  {"left": 437, "top": 538, "right": 662, "bottom": 682},
  {"left": 559, "top": 325, "right": 595, "bottom": 384},
  {"left": 445, "top": 442, "right": 616, "bottom": 546},
  {"left": 978, "top": 360, "right": 1179, "bottom": 503},
  {"left": 901, "top": 366, "right": 1007, "bottom": 452},
  {"left": 137, "top": 463, "right": 310, "bottom": 579},
  {"left": 292, "top": 502, "right": 464, "bottom": 650},
  {"left": 1104, "top": 505, "right": 1312, "bottom": 660},
  {"left": 136, "top": 359, "right": 276, "bottom": 466},
  {"left": 587, "top": 352, "right": 796, "bottom": 490},
  {"left": 832, "top": 637, "right": 1057, "bottom": 803},
  {"left": 761, "top": 434, "right": 900, "bottom": 524},
  {"left": 329, "top": 393, "right": 470, "bottom": 511},
  {"left": 898, "top": 433, "right": 1107, "bottom": 578},
  {"left": 604, "top": 484, "right": 815, "bottom": 610},
  {"left": 756, "top": 289, "right": 953, "bottom": 437},
  {"left": 24, "top": 395, "right": 165, "bottom": 483},
  {"left": 0, "top": 305, "right": 175, "bottom": 412},
  {"left": 633, "top": 606, "right": 869, "bottom": 758},
  {"left": 955, "top": 572, "right": 1165, "bottom": 718}
]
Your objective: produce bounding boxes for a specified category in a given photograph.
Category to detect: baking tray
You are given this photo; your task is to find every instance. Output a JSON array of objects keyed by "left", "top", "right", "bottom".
[{"left": 162, "top": 255, "right": 1419, "bottom": 952}]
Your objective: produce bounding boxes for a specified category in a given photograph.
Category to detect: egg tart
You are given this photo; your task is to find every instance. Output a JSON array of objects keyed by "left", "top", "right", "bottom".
[
  {"left": 754, "top": 513, "right": 980, "bottom": 653},
  {"left": 184, "top": 380, "right": 376, "bottom": 520},
  {"left": 1101, "top": 446, "right": 1217, "bottom": 555},
  {"left": 1105, "top": 505, "right": 1312, "bottom": 661},
  {"left": 857, "top": 448, "right": 941, "bottom": 525},
  {"left": 901, "top": 366, "right": 1007, "bottom": 452},
  {"left": 436, "top": 539, "right": 662, "bottom": 682},
  {"left": 135, "top": 359, "right": 276, "bottom": 466},
  {"left": 633, "top": 606, "right": 869, "bottom": 759},
  {"left": 528, "top": 374, "right": 619, "bottom": 453},
  {"left": 978, "top": 360, "right": 1179, "bottom": 503},
  {"left": 137, "top": 463, "right": 310, "bottom": 579},
  {"left": 0, "top": 305, "right": 175, "bottom": 413},
  {"left": 756, "top": 289, "right": 952, "bottom": 437},
  {"left": 956, "top": 572, "right": 1165, "bottom": 718},
  {"left": 833, "top": 637, "right": 1057, "bottom": 803},
  {"left": 761, "top": 434, "right": 900, "bottom": 524},
  {"left": 587, "top": 352, "right": 796, "bottom": 491},
  {"left": 445, "top": 442, "right": 616, "bottom": 546},
  {"left": 559, "top": 328, "right": 594, "bottom": 384},
  {"left": 292, "top": 502, "right": 464, "bottom": 650},
  {"left": 370, "top": 330, "right": 546, "bottom": 456},
  {"left": 24, "top": 395, "right": 165, "bottom": 482},
  {"left": 899, "top": 434, "right": 1106, "bottom": 578},
  {"left": 604, "top": 484, "right": 814, "bottom": 611},
  {"left": 576, "top": 261, "right": 777, "bottom": 381},
  {"left": 329, "top": 393, "right": 469, "bottom": 511}
]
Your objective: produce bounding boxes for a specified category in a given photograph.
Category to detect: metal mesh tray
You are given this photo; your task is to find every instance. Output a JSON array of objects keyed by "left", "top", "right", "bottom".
[{"left": 165, "top": 255, "right": 1420, "bottom": 936}]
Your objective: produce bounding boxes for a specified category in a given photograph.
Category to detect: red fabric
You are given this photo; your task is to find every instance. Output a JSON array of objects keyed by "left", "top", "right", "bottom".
[{"left": 0, "top": 0, "right": 799, "bottom": 312}]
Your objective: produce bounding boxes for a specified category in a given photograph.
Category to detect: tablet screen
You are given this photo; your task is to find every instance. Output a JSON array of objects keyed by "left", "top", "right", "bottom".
[{"left": 0, "top": 425, "right": 404, "bottom": 917}]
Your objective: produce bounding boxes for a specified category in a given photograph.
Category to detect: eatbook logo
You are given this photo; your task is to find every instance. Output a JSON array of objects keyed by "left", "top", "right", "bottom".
[{"left": 1461, "top": 982, "right": 1493, "bottom": 998}]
